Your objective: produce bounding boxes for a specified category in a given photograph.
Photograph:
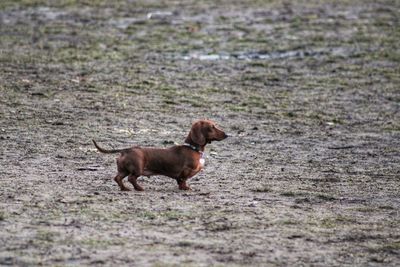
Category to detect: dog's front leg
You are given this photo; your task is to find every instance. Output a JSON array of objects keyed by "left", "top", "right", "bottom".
[{"left": 176, "top": 178, "right": 191, "bottom": 190}]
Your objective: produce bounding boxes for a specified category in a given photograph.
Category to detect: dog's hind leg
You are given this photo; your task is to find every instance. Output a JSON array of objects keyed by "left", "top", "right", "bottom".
[
  {"left": 114, "top": 172, "right": 130, "bottom": 191},
  {"left": 128, "top": 175, "right": 144, "bottom": 191}
]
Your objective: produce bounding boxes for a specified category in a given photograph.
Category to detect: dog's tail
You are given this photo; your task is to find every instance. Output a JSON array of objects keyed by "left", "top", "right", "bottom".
[{"left": 92, "top": 140, "right": 125, "bottom": 154}]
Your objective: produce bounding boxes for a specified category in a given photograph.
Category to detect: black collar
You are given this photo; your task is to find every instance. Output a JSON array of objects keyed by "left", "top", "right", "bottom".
[{"left": 183, "top": 143, "right": 201, "bottom": 152}]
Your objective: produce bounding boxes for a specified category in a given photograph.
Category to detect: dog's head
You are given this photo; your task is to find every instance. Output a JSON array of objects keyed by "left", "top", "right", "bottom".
[{"left": 187, "top": 120, "right": 228, "bottom": 146}]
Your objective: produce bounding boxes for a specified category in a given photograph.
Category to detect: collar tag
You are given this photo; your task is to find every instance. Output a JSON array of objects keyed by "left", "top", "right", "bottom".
[{"left": 199, "top": 157, "right": 205, "bottom": 166}]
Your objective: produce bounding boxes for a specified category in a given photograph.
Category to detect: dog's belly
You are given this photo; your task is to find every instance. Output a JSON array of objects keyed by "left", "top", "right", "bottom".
[
  {"left": 142, "top": 169, "right": 156, "bottom": 176},
  {"left": 142, "top": 168, "right": 180, "bottom": 178},
  {"left": 142, "top": 165, "right": 201, "bottom": 179}
]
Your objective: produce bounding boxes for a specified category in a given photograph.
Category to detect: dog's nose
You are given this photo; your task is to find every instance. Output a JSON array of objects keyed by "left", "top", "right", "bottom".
[{"left": 224, "top": 133, "right": 229, "bottom": 139}]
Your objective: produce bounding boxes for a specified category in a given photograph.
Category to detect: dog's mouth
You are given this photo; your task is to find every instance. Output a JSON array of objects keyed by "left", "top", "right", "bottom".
[
  {"left": 218, "top": 133, "right": 228, "bottom": 141},
  {"left": 208, "top": 133, "right": 228, "bottom": 143}
]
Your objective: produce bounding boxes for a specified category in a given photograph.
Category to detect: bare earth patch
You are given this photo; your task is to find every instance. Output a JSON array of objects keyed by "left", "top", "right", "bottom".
[{"left": 0, "top": 0, "right": 399, "bottom": 266}]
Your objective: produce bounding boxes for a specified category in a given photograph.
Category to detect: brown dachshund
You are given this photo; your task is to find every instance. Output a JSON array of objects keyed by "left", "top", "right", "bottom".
[{"left": 93, "top": 120, "right": 228, "bottom": 191}]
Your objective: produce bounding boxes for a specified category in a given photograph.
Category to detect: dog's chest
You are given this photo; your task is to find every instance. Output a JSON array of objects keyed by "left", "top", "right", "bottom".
[
  {"left": 199, "top": 152, "right": 205, "bottom": 167},
  {"left": 189, "top": 152, "right": 205, "bottom": 176}
]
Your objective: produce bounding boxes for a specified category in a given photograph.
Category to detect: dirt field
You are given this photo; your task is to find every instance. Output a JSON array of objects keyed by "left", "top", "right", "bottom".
[{"left": 1, "top": 0, "right": 399, "bottom": 266}]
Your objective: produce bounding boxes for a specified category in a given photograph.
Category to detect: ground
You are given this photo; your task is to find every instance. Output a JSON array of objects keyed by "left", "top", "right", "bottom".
[{"left": 0, "top": 0, "right": 399, "bottom": 266}]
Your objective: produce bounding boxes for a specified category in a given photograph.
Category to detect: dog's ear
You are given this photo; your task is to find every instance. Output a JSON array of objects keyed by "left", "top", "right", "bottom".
[{"left": 190, "top": 122, "right": 206, "bottom": 146}]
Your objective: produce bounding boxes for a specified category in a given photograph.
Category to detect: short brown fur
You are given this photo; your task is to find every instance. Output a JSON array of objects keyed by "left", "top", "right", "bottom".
[{"left": 93, "top": 120, "right": 228, "bottom": 191}]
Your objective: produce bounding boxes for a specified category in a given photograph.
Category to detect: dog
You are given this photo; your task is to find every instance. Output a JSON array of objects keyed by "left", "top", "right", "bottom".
[{"left": 93, "top": 120, "right": 228, "bottom": 191}]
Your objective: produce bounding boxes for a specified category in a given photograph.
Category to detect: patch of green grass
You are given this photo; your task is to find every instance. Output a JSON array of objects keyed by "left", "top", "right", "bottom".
[
  {"left": 136, "top": 210, "right": 188, "bottom": 221},
  {"left": 163, "top": 99, "right": 178, "bottom": 105},
  {"left": 380, "top": 50, "right": 400, "bottom": 62},
  {"left": 152, "top": 262, "right": 197, "bottom": 267},
  {"left": 251, "top": 185, "right": 272, "bottom": 193},
  {"left": 156, "top": 85, "right": 177, "bottom": 93},
  {"left": 247, "top": 95, "right": 266, "bottom": 108},
  {"left": 285, "top": 111, "right": 296, "bottom": 118},
  {"left": 280, "top": 191, "right": 307, "bottom": 197},
  {"left": 36, "top": 229, "right": 59, "bottom": 242},
  {"left": 320, "top": 218, "right": 337, "bottom": 229},
  {"left": 316, "top": 193, "right": 336, "bottom": 201},
  {"left": 335, "top": 215, "right": 357, "bottom": 224},
  {"left": 228, "top": 105, "right": 248, "bottom": 112},
  {"left": 331, "top": 117, "right": 344, "bottom": 125},
  {"left": 160, "top": 211, "right": 185, "bottom": 220},
  {"left": 281, "top": 191, "right": 296, "bottom": 197},
  {"left": 307, "top": 214, "right": 357, "bottom": 229},
  {"left": 202, "top": 87, "right": 222, "bottom": 94},
  {"left": 0, "top": 0, "right": 47, "bottom": 9},
  {"left": 383, "top": 124, "right": 400, "bottom": 132},
  {"left": 280, "top": 219, "right": 300, "bottom": 225},
  {"left": 176, "top": 240, "right": 194, "bottom": 247},
  {"left": 248, "top": 61, "right": 270, "bottom": 68},
  {"left": 368, "top": 241, "right": 400, "bottom": 253},
  {"left": 303, "top": 111, "right": 345, "bottom": 125},
  {"left": 179, "top": 94, "right": 208, "bottom": 108},
  {"left": 81, "top": 237, "right": 127, "bottom": 249},
  {"left": 378, "top": 205, "right": 394, "bottom": 210},
  {"left": 138, "top": 211, "right": 157, "bottom": 220},
  {"left": 355, "top": 207, "right": 376, "bottom": 213},
  {"left": 0, "top": 0, "right": 126, "bottom": 9},
  {"left": 242, "top": 74, "right": 265, "bottom": 83},
  {"left": 384, "top": 241, "right": 400, "bottom": 250},
  {"left": 52, "top": 45, "right": 124, "bottom": 63}
]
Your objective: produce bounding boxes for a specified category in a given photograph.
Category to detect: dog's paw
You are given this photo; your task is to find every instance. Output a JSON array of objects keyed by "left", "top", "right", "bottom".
[
  {"left": 134, "top": 186, "right": 144, "bottom": 191},
  {"left": 179, "top": 185, "right": 192, "bottom": 191}
]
